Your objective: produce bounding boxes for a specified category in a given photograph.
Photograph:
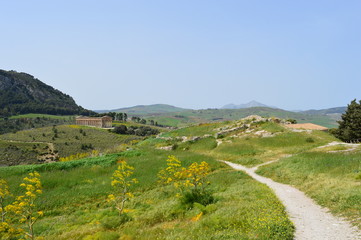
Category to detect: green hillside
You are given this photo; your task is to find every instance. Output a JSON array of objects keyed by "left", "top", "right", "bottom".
[
  {"left": 0, "top": 125, "right": 141, "bottom": 166},
  {"left": 300, "top": 107, "right": 346, "bottom": 115},
  {"left": 0, "top": 69, "right": 94, "bottom": 117},
  {"left": 0, "top": 114, "right": 76, "bottom": 135},
  {"left": 143, "top": 107, "right": 339, "bottom": 128},
  {"left": 1, "top": 116, "right": 359, "bottom": 239},
  {"left": 98, "top": 104, "right": 190, "bottom": 115}
]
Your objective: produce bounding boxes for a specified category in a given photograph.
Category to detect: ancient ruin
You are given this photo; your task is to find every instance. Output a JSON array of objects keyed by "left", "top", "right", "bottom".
[{"left": 75, "top": 116, "right": 112, "bottom": 128}]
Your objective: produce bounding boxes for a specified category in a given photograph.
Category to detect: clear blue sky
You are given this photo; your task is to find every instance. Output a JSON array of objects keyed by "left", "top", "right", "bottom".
[{"left": 1, "top": 0, "right": 360, "bottom": 110}]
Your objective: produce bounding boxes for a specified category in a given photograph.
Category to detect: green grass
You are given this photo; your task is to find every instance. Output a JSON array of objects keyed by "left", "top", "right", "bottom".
[
  {"left": 4, "top": 119, "right": 352, "bottom": 239},
  {"left": 160, "top": 122, "right": 229, "bottom": 138},
  {"left": 1, "top": 126, "right": 295, "bottom": 239},
  {"left": 257, "top": 151, "right": 361, "bottom": 228},
  {"left": 209, "top": 128, "right": 337, "bottom": 166}
]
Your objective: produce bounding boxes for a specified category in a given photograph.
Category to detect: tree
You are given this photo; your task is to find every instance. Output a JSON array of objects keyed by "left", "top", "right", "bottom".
[
  {"left": 334, "top": 99, "right": 361, "bottom": 142},
  {"left": 123, "top": 113, "right": 127, "bottom": 122},
  {"left": 113, "top": 125, "right": 128, "bottom": 134}
]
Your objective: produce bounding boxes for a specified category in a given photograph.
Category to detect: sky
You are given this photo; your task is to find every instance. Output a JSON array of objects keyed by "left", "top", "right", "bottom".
[{"left": 1, "top": 0, "right": 360, "bottom": 111}]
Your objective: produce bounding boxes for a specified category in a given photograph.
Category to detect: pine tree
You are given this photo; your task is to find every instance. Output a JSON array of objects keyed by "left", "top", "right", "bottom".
[{"left": 335, "top": 99, "right": 361, "bottom": 142}]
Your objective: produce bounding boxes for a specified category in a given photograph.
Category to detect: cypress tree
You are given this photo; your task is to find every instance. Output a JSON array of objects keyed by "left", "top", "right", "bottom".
[{"left": 335, "top": 99, "right": 361, "bottom": 142}]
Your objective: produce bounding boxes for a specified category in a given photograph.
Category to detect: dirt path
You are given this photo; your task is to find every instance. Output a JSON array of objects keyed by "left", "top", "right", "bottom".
[{"left": 223, "top": 160, "right": 361, "bottom": 240}]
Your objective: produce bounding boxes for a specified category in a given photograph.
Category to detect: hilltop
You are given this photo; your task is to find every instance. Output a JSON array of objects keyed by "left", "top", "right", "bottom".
[
  {"left": 143, "top": 107, "right": 339, "bottom": 128},
  {"left": 300, "top": 106, "right": 346, "bottom": 115},
  {"left": 222, "top": 100, "right": 275, "bottom": 109},
  {"left": 95, "top": 104, "right": 190, "bottom": 115},
  {"left": 0, "top": 69, "right": 94, "bottom": 116}
]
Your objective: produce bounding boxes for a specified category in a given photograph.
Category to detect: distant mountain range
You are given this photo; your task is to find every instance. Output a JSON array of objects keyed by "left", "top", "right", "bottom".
[
  {"left": 96, "top": 102, "right": 347, "bottom": 121},
  {"left": 0, "top": 69, "right": 94, "bottom": 116},
  {"left": 221, "top": 100, "right": 276, "bottom": 109},
  {"left": 95, "top": 104, "right": 190, "bottom": 115},
  {"left": 95, "top": 103, "right": 348, "bottom": 128},
  {"left": 299, "top": 107, "right": 347, "bottom": 115}
]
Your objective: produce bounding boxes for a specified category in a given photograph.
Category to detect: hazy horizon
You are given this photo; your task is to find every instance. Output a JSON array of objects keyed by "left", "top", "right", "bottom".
[
  {"left": 1, "top": 1, "right": 360, "bottom": 111},
  {"left": 91, "top": 101, "right": 347, "bottom": 112}
]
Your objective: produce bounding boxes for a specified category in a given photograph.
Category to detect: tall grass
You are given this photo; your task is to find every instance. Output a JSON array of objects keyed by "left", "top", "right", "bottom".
[{"left": 257, "top": 151, "right": 361, "bottom": 228}]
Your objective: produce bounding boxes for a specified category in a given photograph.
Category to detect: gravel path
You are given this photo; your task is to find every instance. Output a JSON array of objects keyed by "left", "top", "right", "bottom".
[{"left": 223, "top": 160, "right": 361, "bottom": 240}]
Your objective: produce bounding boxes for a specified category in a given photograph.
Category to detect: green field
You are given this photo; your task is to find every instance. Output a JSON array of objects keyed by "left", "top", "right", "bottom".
[
  {"left": 0, "top": 120, "right": 298, "bottom": 239},
  {"left": 0, "top": 147, "right": 295, "bottom": 239},
  {"left": 1, "top": 117, "right": 360, "bottom": 239}
]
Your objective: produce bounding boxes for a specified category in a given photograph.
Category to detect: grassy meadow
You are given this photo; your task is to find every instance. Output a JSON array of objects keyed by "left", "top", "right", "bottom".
[
  {"left": 0, "top": 120, "right": 299, "bottom": 239},
  {"left": 2, "top": 117, "right": 360, "bottom": 239},
  {"left": 257, "top": 149, "right": 361, "bottom": 228}
]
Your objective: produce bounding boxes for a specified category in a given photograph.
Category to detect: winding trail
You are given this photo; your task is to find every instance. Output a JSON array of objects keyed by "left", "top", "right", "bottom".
[{"left": 223, "top": 159, "right": 361, "bottom": 240}]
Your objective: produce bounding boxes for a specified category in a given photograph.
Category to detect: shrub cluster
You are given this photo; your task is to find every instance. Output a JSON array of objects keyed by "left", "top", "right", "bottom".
[{"left": 112, "top": 125, "right": 159, "bottom": 136}]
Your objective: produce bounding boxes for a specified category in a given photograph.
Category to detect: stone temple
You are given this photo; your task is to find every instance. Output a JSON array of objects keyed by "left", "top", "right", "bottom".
[{"left": 75, "top": 116, "right": 112, "bottom": 128}]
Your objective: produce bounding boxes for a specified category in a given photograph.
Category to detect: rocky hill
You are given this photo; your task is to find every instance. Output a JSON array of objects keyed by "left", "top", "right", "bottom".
[{"left": 0, "top": 70, "right": 94, "bottom": 116}]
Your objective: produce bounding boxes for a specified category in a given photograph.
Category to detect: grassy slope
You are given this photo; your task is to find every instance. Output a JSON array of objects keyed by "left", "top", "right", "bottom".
[
  {"left": 0, "top": 125, "right": 141, "bottom": 164},
  {"left": 171, "top": 121, "right": 361, "bottom": 229},
  {"left": 0, "top": 140, "right": 48, "bottom": 166},
  {"left": 257, "top": 148, "right": 361, "bottom": 228},
  {"left": 144, "top": 107, "right": 338, "bottom": 128},
  {"left": 0, "top": 122, "right": 296, "bottom": 239},
  {"left": 161, "top": 121, "right": 336, "bottom": 167},
  {"left": 158, "top": 120, "right": 361, "bottom": 228},
  {"left": 3, "top": 119, "right": 359, "bottom": 239}
]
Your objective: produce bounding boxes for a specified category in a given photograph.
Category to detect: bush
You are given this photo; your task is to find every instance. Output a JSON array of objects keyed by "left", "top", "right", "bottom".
[
  {"left": 112, "top": 125, "right": 159, "bottom": 136},
  {"left": 113, "top": 125, "right": 127, "bottom": 134},
  {"left": 286, "top": 119, "right": 297, "bottom": 124},
  {"left": 180, "top": 189, "right": 215, "bottom": 208},
  {"left": 305, "top": 137, "right": 315, "bottom": 143}
]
